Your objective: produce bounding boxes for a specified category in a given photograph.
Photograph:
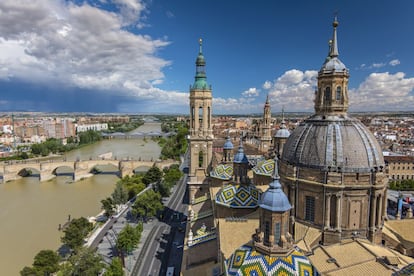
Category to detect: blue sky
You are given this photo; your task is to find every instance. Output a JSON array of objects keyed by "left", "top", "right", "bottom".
[{"left": 0, "top": 0, "right": 413, "bottom": 114}]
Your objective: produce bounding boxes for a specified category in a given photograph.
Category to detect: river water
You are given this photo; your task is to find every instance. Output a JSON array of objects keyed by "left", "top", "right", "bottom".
[{"left": 0, "top": 122, "right": 161, "bottom": 275}]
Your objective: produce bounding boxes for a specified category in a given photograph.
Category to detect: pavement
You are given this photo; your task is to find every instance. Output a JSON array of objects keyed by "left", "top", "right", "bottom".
[{"left": 93, "top": 155, "right": 189, "bottom": 276}]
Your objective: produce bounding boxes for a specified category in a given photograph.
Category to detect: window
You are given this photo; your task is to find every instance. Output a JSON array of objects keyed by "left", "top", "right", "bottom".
[
  {"left": 198, "top": 151, "right": 203, "bottom": 167},
  {"left": 274, "top": 222, "right": 281, "bottom": 244},
  {"left": 305, "top": 196, "right": 315, "bottom": 222},
  {"left": 336, "top": 86, "right": 341, "bottom": 101},
  {"left": 325, "top": 87, "right": 331, "bottom": 103},
  {"left": 264, "top": 221, "right": 270, "bottom": 244}
]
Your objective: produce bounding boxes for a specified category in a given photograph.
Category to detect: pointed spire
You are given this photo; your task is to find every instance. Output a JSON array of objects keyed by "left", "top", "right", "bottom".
[
  {"left": 193, "top": 38, "right": 208, "bottom": 90},
  {"left": 330, "top": 16, "right": 339, "bottom": 57},
  {"left": 199, "top": 38, "right": 202, "bottom": 53},
  {"left": 270, "top": 156, "right": 281, "bottom": 185}
]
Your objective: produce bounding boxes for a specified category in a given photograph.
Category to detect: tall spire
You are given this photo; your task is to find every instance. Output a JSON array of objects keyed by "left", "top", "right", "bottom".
[
  {"left": 193, "top": 38, "right": 208, "bottom": 90},
  {"left": 330, "top": 16, "right": 339, "bottom": 57},
  {"left": 199, "top": 38, "right": 203, "bottom": 54},
  {"left": 316, "top": 16, "right": 349, "bottom": 116}
]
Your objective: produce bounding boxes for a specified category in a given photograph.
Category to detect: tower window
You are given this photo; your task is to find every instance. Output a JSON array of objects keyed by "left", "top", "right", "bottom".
[
  {"left": 198, "top": 151, "right": 203, "bottom": 167},
  {"left": 324, "top": 87, "right": 331, "bottom": 103},
  {"left": 264, "top": 221, "right": 270, "bottom": 244},
  {"left": 336, "top": 86, "right": 341, "bottom": 101},
  {"left": 199, "top": 107, "right": 203, "bottom": 129},
  {"left": 274, "top": 222, "right": 281, "bottom": 244},
  {"left": 305, "top": 196, "right": 315, "bottom": 222}
]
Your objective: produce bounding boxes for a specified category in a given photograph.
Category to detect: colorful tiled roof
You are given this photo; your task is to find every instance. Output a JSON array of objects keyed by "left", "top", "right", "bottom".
[
  {"left": 215, "top": 184, "right": 261, "bottom": 208},
  {"left": 226, "top": 244, "right": 319, "bottom": 276},
  {"left": 252, "top": 159, "right": 275, "bottom": 176},
  {"left": 210, "top": 164, "right": 234, "bottom": 180}
]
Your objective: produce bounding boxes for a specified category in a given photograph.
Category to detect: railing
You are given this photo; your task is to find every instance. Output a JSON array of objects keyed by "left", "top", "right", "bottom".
[
  {"left": 192, "top": 194, "right": 210, "bottom": 204},
  {"left": 191, "top": 210, "right": 213, "bottom": 222},
  {"left": 189, "top": 231, "right": 217, "bottom": 247}
]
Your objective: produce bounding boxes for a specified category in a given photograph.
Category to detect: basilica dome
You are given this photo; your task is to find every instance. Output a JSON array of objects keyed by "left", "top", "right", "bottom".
[{"left": 282, "top": 115, "right": 384, "bottom": 173}]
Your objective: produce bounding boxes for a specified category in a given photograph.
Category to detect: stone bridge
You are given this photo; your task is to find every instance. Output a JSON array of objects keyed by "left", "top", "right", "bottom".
[{"left": 0, "top": 158, "right": 178, "bottom": 183}]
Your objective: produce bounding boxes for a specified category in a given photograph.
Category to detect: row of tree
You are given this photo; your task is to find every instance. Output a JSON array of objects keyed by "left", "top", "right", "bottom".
[
  {"left": 158, "top": 121, "right": 188, "bottom": 160},
  {"left": 389, "top": 179, "right": 414, "bottom": 191}
]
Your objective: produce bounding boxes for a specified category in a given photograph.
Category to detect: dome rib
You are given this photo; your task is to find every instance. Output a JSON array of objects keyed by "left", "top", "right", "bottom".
[{"left": 282, "top": 118, "right": 384, "bottom": 173}]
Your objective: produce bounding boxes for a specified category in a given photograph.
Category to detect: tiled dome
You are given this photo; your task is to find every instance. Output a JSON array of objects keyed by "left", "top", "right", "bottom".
[
  {"left": 226, "top": 244, "right": 319, "bottom": 276},
  {"left": 281, "top": 116, "right": 384, "bottom": 173}
]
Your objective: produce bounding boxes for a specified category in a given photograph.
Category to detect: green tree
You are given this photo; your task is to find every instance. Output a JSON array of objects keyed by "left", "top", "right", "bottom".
[
  {"left": 116, "top": 224, "right": 141, "bottom": 255},
  {"left": 61, "top": 217, "right": 93, "bottom": 251},
  {"left": 132, "top": 190, "right": 164, "bottom": 219},
  {"left": 33, "top": 250, "right": 60, "bottom": 275},
  {"left": 111, "top": 182, "right": 129, "bottom": 205},
  {"left": 101, "top": 197, "right": 116, "bottom": 217},
  {"left": 142, "top": 166, "right": 162, "bottom": 186},
  {"left": 68, "top": 247, "right": 103, "bottom": 276},
  {"left": 117, "top": 175, "right": 146, "bottom": 200},
  {"left": 20, "top": 266, "right": 36, "bottom": 276},
  {"left": 20, "top": 249, "right": 60, "bottom": 276},
  {"left": 104, "top": 257, "right": 124, "bottom": 276},
  {"left": 78, "top": 130, "right": 102, "bottom": 145}
]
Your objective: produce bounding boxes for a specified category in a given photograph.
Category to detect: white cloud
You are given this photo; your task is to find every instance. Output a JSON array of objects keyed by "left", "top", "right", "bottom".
[
  {"left": 349, "top": 72, "right": 414, "bottom": 111},
  {"left": 372, "top": 62, "right": 386, "bottom": 68},
  {"left": 262, "top": 80, "right": 272, "bottom": 90},
  {"left": 242, "top": 87, "right": 259, "bottom": 97},
  {"left": 0, "top": 0, "right": 185, "bottom": 108},
  {"left": 389, "top": 59, "right": 400, "bottom": 66},
  {"left": 267, "top": 69, "right": 318, "bottom": 112},
  {"left": 213, "top": 97, "right": 259, "bottom": 114}
]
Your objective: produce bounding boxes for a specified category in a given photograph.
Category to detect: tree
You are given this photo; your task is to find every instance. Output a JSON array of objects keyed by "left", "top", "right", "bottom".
[
  {"left": 33, "top": 250, "right": 60, "bottom": 275},
  {"left": 132, "top": 190, "right": 164, "bottom": 219},
  {"left": 142, "top": 166, "right": 162, "bottom": 186},
  {"left": 101, "top": 197, "right": 116, "bottom": 217},
  {"left": 104, "top": 257, "right": 124, "bottom": 276},
  {"left": 68, "top": 247, "right": 103, "bottom": 275},
  {"left": 61, "top": 217, "right": 93, "bottom": 251},
  {"left": 111, "top": 182, "right": 129, "bottom": 205},
  {"left": 20, "top": 266, "right": 36, "bottom": 276},
  {"left": 20, "top": 249, "right": 60, "bottom": 276},
  {"left": 116, "top": 224, "right": 141, "bottom": 256},
  {"left": 117, "top": 175, "right": 146, "bottom": 200}
]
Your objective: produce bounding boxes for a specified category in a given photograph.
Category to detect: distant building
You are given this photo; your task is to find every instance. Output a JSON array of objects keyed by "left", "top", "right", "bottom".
[
  {"left": 385, "top": 155, "right": 414, "bottom": 181},
  {"left": 75, "top": 123, "right": 108, "bottom": 133}
]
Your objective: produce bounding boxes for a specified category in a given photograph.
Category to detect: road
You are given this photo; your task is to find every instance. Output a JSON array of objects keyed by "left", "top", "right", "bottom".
[
  {"left": 131, "top": 173, "right": 188, "bottom": 275},
  {"left": 131, "top": 153, "right": 189, "bottom": 276}
]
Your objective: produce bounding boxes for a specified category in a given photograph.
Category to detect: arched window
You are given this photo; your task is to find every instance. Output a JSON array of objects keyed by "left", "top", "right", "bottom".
[
  {"left": 324, "top": 87, "right": 331, "bottom": 103},
  {"left": 336, "top": 86, "right": 341, "bottom": 101},
  {"left": 199, "top": 106, "right": 203, "bottom": 129},
  {"left": 198, "top": 151, "right": 203, "bottom": 167},
  {"left": 274, "top": 222, "right": 281, "bottom": 244}
]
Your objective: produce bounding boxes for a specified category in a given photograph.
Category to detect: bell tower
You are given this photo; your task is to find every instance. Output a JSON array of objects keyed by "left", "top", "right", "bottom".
[
  {"left": 259, "top": 95, "right": 272, "bottom": 153},
  {"left": 188, "top": 39, "right": 214, "bottom": 183},
  {"left": 315, "top": 17, "right": 349, "bottom": 117}
]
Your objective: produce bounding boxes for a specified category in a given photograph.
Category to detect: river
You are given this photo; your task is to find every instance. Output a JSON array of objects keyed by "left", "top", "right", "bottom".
[{"left": 0, "top": 122, "right": 162, "bottom": 275}]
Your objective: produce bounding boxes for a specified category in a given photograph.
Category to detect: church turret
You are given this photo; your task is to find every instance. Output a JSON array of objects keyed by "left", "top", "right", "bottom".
[
  {"left": 254, "top": 157, "right": 293, "bottom": 255},
  {"left": 315, "top": 17, "right": 349, "bottom": 116},
  {"left": 188, "top": 39, "right": 213, "bottom": 181},
  {"left": 233, "top": 135, "right": 249, "bottom": 184},
  {"left": 273, "top": 107, "right": 290, "bottom": 158},
  {"left": 259, "top": 95, "right": 272, "bottom": 153},
  {"left": 222, "top": 131, "right": 234, "bottom": 162}
]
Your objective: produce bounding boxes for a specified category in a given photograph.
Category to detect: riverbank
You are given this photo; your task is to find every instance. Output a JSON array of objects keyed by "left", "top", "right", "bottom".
[{"left": 0, "top": 122, "right": 163, "bottom": 275}]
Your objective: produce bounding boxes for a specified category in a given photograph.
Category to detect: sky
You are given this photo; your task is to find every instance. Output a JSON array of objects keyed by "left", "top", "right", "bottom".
[{"left": 0, "top": 0, "right": 413, "bottom": 114}]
